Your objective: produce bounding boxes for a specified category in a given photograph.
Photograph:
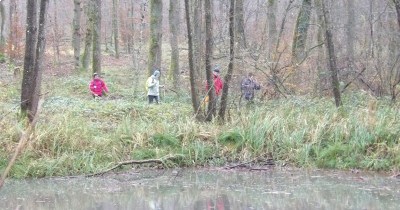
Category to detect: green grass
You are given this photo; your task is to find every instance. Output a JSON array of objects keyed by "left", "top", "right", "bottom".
[{"left": 1, "top": 65, "right": 400, "bottom": 178}]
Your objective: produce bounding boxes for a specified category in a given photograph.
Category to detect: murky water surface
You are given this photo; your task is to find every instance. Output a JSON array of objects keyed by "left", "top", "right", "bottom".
[{"left": 1, "top": 168, "right": 399, "bottom": 210}]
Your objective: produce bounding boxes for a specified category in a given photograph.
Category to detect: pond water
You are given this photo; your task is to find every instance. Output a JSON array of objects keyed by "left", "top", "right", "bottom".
[{"left": 1, "top": 168, "right": 399, "bottom": 210}]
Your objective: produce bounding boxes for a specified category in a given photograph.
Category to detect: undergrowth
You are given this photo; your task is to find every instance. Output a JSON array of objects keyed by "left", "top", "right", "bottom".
[{"left": 1, "top": 66, "right": 400, "bottom": 178}]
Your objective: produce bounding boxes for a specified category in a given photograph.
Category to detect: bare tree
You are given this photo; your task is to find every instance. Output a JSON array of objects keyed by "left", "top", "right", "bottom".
[
  {"left": 73, "top": 0, "right": 82, "bottom": 71},
  {"left": 169, "top": 0, "right": 180, "bottom": 89},
  {"left": 184, "top": 0, "right": 201, "bottom": 119},
  {"left": 192, "top": 0, "right": 204, "bottom": 88},
  {"left": 205, "top": 0, "right": 216, "bottom": 121},
  {"left": 51, "top": 0, "right": 60, "bottom": 64},
  {"left": 314, "top": 0, "right": 327, "bottom": 96},
  {"left": 321, "top": 0, "right": 342, "bottom": 107},
  {"left": 218, "top": 0, "right": 235, "bottom": 121},
  {"left": 92, "top": 0, "right": 102, "bottom": 74},
  {"left": 267, "top": 0, "right": 277, "bottom": 59},
  {"left": 82, "top": 0, "right": 94, "bottom": 70},
  {"left": 292, "top": 0, "right": 312, "bottom": 63},
  {"left": 346, "top": 0, "right": 355, "bottom": 68},
  {"left": 235, "top": 0, "right": 246, "bottom": 48},
  {"left": 148, "top": 0, "right": 163, "bottom": 75},
  {"left": 0, "top": 0, "right": 5, "bottom": 52},
  {"left": 8, "top": 0, "right": 20, "bottom": 61},
  {"left": 112, "top": 0, "right": 120, "bottom": 58},
  {"left": 21, "top": 0, "right": 49, "bottom": 121}
]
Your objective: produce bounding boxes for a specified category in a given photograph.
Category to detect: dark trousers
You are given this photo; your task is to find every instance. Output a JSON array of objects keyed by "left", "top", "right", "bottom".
[{"left": 148, "top": 95, "right": 159, "bottom": 104}]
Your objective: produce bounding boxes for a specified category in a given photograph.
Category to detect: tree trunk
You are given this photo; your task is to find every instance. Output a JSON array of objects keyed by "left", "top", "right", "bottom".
[
  {"left": 0, "top": 1, "right": 5, "bottom": 52},
  {"left": 390, "top": 0, "right": 400, "bottom": 101},
  {"left": 73, "top": 0, "right": 82, "bottom": 71},
  {"left": 8, "top": 0, "right": 18, "bottom": 61},
  {"left": 52, "top": 0, "right": 60, "bottom": 64},
  {"left": 235, "top": 0, "right": 246, "bottom": 48},
  {"left": 92, "top": 0, "right": 102, "bottom": 74},
  {"left": 346, "top": 0, "right": 355, "bottom": 67},
  {"left": 184, "top": 0, "right": 201, "bottom": 119},
  {"left": 205, "top": 0, "right": 215, "bottom": 121},
  {"left": 21, "top": 0, "right": 49, "bottom": 121},
  {"left": 292, "top": 0, "right": 312, "bottom": 63},
  {"left": 218, "top": 0, "right": 235, "bottom": 121},
  {"left": 21, "top": 0, "right": 38, "bottom": 120},
  {"left": 267, "top": 0, "right": 277, "bottom": 59},
  {"left": 112, "top": 0, "right": 120, "bottom": 58},
  {"left": 193, "top": 0, "right": 204, "bottom": 88},
  {"left": 148, "top": 0, "right": 163, "bottom": 75},
  {"left": 169, "top": 0, "right": 180, "bottom": 89},
  {"left": 30, "top": 0, "right": 49, "bottom": 120},
  {"left": 322, "top": 0, "right": 342, "bottom": 107},
  {"left": 394, "top": 0, "right": 400, "bottom": 28},
  {"left": 314, "top": 0, "right": 326, "bottom": 96},
  {"left": 82, "top": 0, "right": 93, "bottom": 70}
]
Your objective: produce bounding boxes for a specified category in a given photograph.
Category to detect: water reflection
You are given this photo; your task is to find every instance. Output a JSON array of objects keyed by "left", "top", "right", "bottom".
[
  {"left": 194, "top": 194, "right": 230, "bottom": 210},
  {"left": 1, "top": 169, "right": 399, "bottom": 210}
]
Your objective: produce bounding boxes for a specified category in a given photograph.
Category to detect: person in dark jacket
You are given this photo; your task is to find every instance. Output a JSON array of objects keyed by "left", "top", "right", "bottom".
[{"left": 241, "top": 72, "right": 260, "bottom": 102}]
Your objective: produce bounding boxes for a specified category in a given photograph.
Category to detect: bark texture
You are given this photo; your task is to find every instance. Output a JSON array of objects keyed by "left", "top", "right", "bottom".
[
  {"left": 148, "top": 0, "right": 163, "bottom": 75},
  {"left": 73, "top": 0, "right": 82, "bottom": 70}
]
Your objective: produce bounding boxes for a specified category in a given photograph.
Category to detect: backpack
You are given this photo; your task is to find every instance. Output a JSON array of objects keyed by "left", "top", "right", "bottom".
[{"left": 145, "top": 77, "right": 155, "bottom": 91}]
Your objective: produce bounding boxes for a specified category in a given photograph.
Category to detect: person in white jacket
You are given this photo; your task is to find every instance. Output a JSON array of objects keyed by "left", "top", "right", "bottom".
[{"left": 147, "top": 69, "right": 161, "bottom": 104}]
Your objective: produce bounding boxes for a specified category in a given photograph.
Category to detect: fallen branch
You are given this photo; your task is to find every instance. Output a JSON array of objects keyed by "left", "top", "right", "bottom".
[{"left": 86, "top": 154, "right": 184, "bottom": 177}]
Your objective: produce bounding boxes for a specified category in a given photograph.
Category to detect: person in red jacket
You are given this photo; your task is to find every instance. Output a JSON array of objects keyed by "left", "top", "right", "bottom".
[
  {"left": 205, "top": 66, "right": 224, "bottom": 96},
  {"left": 203, "top": 66, "right": 224, "bottom": 108},
  {"left": 89, "top": 73, "right": 109, "bottom": 98}
]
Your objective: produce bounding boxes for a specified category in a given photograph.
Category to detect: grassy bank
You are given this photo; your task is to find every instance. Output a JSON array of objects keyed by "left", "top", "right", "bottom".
[{"left": 1, "top": 66, "right": 400, "bottom": 178}]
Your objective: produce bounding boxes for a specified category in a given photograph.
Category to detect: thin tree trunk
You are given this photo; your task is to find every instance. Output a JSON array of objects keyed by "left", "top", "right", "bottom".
[
  {"left": 322, "top": 0, "right": 342, "bottom": 107},
  {"left": 184, "top": 0, "right": 201, "bottom": 119},
  {"left": 21, "top": 0, "right": 38, "bottom": 120},
  {"left": 73, "top": 0, "right": 82, "bottom": 71},
  {"left": 393, "top": 0, "right": 400, "bottom": 29},
  {"left": 112, "top": 0, "right": 120, "bottom": 58},
  {"left": 267, "top": 0, "right": 277, "bottom": 59},
  {"left": 8, "top": 0, "right": 17, "bottom": 61},
  {"left": 148, "top": 0, "right": 163, "bottom": 75},
  {"left": 30, "top": 0, "right": 49, "bottom": 120},
  {"left": 346, "top": 0, "right": 355, "bottom": 66},
  {"left": 92, "top": 0, "right": 101, "bottom": 74},
  {"left": 193, "top": 0, "right": 203, "bottom": 88},
  {"left": 292, "top": 0, "right": 312, "bottom": 63},
  {"left": 205, "top": 0, "right": 215, "bottom": 121},
  {"left": 218, "top": 0, "right": 235, "bottom": 121},
  {"left": 82, "top": 0, "right": 93, "bottom": 70},
  {"left": 235, "top": 0, "right": 246, "bottom": 48},
  {"left": 0, "top": 1, "right": 5, "bottom": 52},
  {"left": 169, "top": 0, "right": 180, "bottom": 89},
  {"left": 314, "top": 0, "right": 326, "bottom": 96},
  {"left": 52, "top": 0, "right": 60, "bottom": 64}
]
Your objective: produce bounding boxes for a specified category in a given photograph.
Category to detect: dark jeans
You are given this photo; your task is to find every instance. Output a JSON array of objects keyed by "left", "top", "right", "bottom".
[{"left": 148, "top": 95, "right": 159, "bottom": 104}]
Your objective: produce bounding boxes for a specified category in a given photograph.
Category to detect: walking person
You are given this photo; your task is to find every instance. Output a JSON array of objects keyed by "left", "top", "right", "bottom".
[
  {"left": 241, "top": 72, "right": 260, "bottom": 102},
  {"left": 146, "top": 69, "right": 162, "bottom": 104}
]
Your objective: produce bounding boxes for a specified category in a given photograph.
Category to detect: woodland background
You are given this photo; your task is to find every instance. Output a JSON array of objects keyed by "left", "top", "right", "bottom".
[{"left": 1, "top": 0, "right": 399, "bottom": 113}]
